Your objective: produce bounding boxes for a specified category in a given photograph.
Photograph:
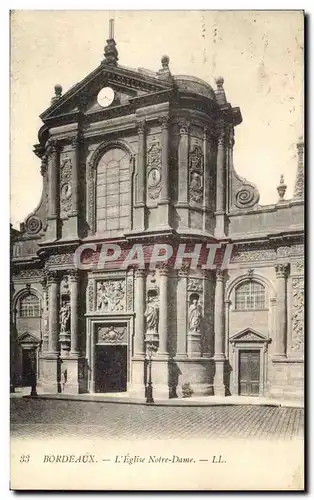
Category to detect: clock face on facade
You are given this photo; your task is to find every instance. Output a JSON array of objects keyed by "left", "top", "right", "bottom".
[{"left": 97, "top": 87, "right": 115, "bottom": 108}]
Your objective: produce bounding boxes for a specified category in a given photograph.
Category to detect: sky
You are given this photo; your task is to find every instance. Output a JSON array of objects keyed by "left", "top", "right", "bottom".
[{"left": 10, "top": 10, "right": 304, "bottom": 228}]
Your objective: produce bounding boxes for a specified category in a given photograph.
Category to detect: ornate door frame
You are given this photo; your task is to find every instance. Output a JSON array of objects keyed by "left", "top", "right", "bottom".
[
  {"left": 229, "top": 328, "right": 271, "bottom": 397},
  {"left": 86, "top": 314, "right": 134, "bottom": 393}
]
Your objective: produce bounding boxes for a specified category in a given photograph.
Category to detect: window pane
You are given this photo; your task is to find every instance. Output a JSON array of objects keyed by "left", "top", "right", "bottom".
[
  {"left": 235, "top": 281, "right": 266, "bottom": 311},
  {"left": 19, "top": 294, "right": 40, "bottom": 317},
  {"left": 96, "top": 148, "right": 130, "bottom": 232}
]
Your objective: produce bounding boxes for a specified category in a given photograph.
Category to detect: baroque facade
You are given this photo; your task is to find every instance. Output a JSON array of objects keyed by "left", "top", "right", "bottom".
[{"left": 10, "top": 31, "right": 304, "bottom": 400}]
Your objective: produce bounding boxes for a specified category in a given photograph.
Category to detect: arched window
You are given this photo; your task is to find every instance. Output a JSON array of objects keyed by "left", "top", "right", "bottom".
[
  {"left": 235, "top": 281, "right": 266, "bottom": 311},
  {"left": 19, "top": 293, "right": 40, "bottom": 317},
  {"left": 96, "top": 148, "right": 131, "bottom": 232}
]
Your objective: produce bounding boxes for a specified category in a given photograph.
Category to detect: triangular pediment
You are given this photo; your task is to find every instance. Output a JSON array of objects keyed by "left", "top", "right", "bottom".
[
  {"left": 18, "top": 331, "right": 40, "bottom": 345},
  {"left": 230, "top": 328, "right": 268, "bottom": 343},
  {"left": 40, "top": 63, "right": 173, "bottom": 122}
]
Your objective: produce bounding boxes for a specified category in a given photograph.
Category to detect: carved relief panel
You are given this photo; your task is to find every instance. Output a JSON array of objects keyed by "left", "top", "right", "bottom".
[
  {"left": 86, "top": 274, "right": 133, "bottom": 314},
  {"left": 291, "top": 277, "right": 304, "bottom": 354},
  {"left": 96, "top": 280, "right": 126, "bottom": 312},
  {"left": 147, "top": 142, "right": 162, "bottom": 200},
  {"left": 60, "top": 153, "right": 72, "bottom": 218},
  {"left": 97, "top": 324, "right": 128, "bottom": 344}
]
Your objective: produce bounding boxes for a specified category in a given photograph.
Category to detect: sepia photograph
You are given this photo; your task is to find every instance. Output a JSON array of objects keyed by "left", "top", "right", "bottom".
[{"left": 9, "top": 10, "right": 304, "bottom": 491}]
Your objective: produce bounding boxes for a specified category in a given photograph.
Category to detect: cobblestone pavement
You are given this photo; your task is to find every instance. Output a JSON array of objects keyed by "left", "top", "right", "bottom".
[{"left": 10, "top": 398, "right": 304, "bottom": 441}]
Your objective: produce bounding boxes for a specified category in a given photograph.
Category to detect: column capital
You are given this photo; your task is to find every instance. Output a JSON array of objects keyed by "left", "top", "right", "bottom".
[
  {"left": 275, "top": 263, "right": 290, "bottom": 278},
  {"left": 216, "top": 268, "right": 226, "bottom": 281},
  {"left": 157, "top": 263, "right": 170, "bottom": 276},
  {"left": 137, "top": 121, "right": 146, "bottom": 135},
  {"left": 46, "top": 269, "right": 60, "bottom": 284},
  {"left": 135, "top": 268, "right": 146, "bottom": 278},
  {"left": 179, "top": 120, "right": 190, "bottom": 136},
  {"left": 178, "top": 263, "right": 190, "bottom": 278},
  {"left": 68, "top": 269, "right": 80, "bottom": 282},
  {"left": 46, "top": 138, "right": 61, "bottom": 155},
  {"left": 70, "top": 134, "right": 83, "bottom": 149},
  {"left": 217, "top": 131, "right": 226, "bottom": 147},
  {"left": 159, "top": 115, "right": 170, "bottom": 129},
  {"left": 204, "top": 124, "right": 216, "bottom": 141}
]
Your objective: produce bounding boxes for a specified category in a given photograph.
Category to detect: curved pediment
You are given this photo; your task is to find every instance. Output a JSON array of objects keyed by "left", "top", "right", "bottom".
[{"left": 230, "top": 328, "right": 269, "bottom": 343}]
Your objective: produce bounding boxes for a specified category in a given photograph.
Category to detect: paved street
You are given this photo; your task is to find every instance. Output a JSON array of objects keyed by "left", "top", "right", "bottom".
[{"left": 10, "top": 398, "right": 304, "bottom": 441}]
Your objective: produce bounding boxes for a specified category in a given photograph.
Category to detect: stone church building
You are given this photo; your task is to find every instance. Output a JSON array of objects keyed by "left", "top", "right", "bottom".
[{"left": 10, "top": 28, "right": 304, "bottom": 400}]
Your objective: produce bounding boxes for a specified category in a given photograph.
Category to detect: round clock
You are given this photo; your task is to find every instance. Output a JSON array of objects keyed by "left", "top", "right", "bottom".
[{"left": 97, "top": 87, "right": 115, "bottom": 108}]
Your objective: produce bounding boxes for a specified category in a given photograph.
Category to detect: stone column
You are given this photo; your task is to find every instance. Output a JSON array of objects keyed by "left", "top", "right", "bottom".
[
  {"left": 41, "top": 277, "right": 49, "bottom": 352},
  {"left": 137, "top": 122, "right": 146, "bottom": 205},
  {"left": 47, "top": 271, "right": 59, "bottom": 355},
  {"left": 158, "top": 265, "right": 169, "bottom": 356},
  {"left": 158, "top": 116, "right": 170, "bottom": 227},
  {"left": 133, "top": 122, "right": 146, "bottom": 231},
  {"left": 215, "top": 130, "right": 226, "bottom": 238},
  {"left": 71, "top": 136, "right": 79, "bottom": 215},
  {"left": 69, "top": 271, "right": 79, "bottom": 356},
  {"left": 274, "top": 263, "right": 289, "bottom": 359},
  {"left": 47, "top": 139, "right": 59, "bottom": 240},
  {"left": 177, "top": 121, "right": 189, "bottom": 205},
  {"left": 48, "top": 139, "right": 59, "bottom": 218},
  {"left": 160, "top": 116, "right": 169, "bottom": 202},
  {"left": 134, "top": 269, "right": 146, "bottom": 356},
  {"left": 176, "top": 266, "right": 189, "bottom": 357},
  {"left": 214, "top": 269, "right": 226, "bottom": 395}
]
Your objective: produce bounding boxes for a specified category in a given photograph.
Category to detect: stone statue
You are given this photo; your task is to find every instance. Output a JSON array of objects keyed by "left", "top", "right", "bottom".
[
  {"left": 188, "top": 297, "right": 202, "bottom": 333},
  {"left": 144, "top": 296, "right": 159, "bottom": 334},
  {"left": 59, "top": 302, "right": 70, "bottom": 333}
]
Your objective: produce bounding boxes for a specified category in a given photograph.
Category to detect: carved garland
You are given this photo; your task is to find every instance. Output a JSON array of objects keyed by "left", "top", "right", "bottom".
[
  {"left": 60, "top": 154, "right": 73, "bottom": 217},
  {"left": 291, "top": 277, "right": 304, "bottom": 353},
  {"left": 147, "top": 142, "right": 162, "bottom": 200},
  {"left": 188, "top": 144, "right": 204, "bottom": 204}
]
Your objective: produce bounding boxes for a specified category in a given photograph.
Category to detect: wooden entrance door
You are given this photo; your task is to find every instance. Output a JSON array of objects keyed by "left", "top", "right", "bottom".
[
  {"left": 22, "top": 348, "right": 37, "bottom": 387},
  {"left": 238, "top": 350, "right": 260, "bottom": 396},
  {"left": 95, "top": 345, "right": 127, "bottom": 393}
]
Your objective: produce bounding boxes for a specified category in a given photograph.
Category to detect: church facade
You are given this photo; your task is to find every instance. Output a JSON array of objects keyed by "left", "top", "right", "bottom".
[{"left": 10, "top": 31, "right": 304, "bottom": 400}]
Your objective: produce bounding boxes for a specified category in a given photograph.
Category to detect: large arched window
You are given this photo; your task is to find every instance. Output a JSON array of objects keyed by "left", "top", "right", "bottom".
[
  {"left": 19, "top": 293, "right": 40, "bottom": 317},
  {"left": 235, "top": 281, "right": 266, "bottom": 311},
  {"left": 96, "top": 148, "right": 131, "bottom": 232}
]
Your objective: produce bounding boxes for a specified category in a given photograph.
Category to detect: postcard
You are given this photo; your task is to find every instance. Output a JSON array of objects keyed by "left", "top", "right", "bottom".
[{"left": 10, "top": 10, "right": 304, "bottom": 491}]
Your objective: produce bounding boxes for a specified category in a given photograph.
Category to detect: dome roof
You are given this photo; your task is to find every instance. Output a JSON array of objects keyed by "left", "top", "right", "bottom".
[{"left": 173, "top": 75, "right": 215, "bottom": 100}]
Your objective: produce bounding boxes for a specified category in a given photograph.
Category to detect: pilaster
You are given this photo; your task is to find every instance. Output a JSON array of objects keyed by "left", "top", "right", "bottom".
[
  {"left": 273, "top": 263, "right": 290, "bottom": 359},
  {"left": 214, "top": 268, "right": 226, "bottom": 395},
  {"left": 134, "top": 268, "right": 146, "bottom": 356}
]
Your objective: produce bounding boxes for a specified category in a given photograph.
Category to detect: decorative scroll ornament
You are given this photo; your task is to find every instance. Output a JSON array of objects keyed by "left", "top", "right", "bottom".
[
  {"left": 60, "top": 155, "right": 72, "bottom": 216},
  {"left": 147, "top": 143, "right": 162, "bottom": 199},
  {"left": 235, "top": 185, "right": 259, "bottom": 209},
  {"left": 291, "top": 278, "right": 304, "bottom": 353},
  {"left": 25, "top": 216, "right": 42, "bottom": 235},
  {"left": 188, "top": 144, "right": 204, "bottom": 203},
  {"left": 97, "top": 325, "right": 127, "bottom": 344},
  {"left": 96, "top": 280, "right": 126, "bottom": 312}
]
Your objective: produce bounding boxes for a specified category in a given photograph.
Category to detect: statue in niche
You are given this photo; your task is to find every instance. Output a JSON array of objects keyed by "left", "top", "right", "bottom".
[
  {"left": 60, "top": 301, "right": 70, "bottom": 333},
  {"left": 144, "top": 294, "right": 159, "bottom": 334},
  {"left": 188, "top": 294, "right": 202, "bottom": 333}
]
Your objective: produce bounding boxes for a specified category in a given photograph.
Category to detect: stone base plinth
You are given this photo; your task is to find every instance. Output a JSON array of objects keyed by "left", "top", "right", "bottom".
[
  {"left": 59, "top": 355, "right": 86, "bottom": 394},
  {"left": 187, "top": 332, "right": 202, "bottom": 357},
  {"left": 214, "top": 358, "right": 226, "bottom": 396},
  {"left": 38, "top": 354, "right": 60, "bottom": 393}
]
